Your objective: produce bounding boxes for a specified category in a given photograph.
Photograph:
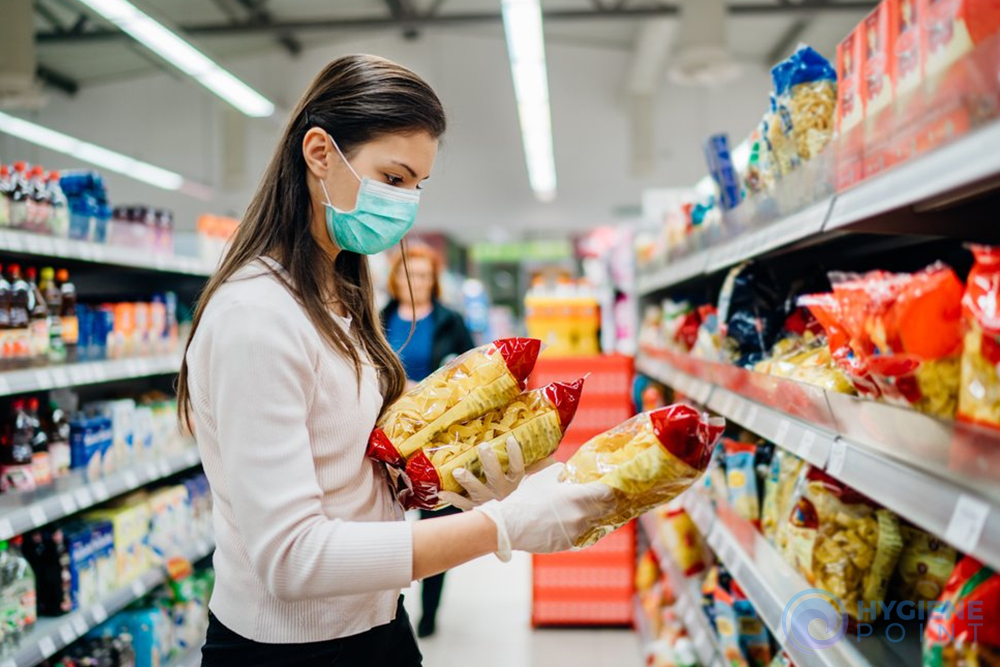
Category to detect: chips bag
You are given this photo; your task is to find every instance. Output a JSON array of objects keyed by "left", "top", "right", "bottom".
[
  {"left": 891, "top": 524, "right": 958, "bottom": 604},
  {"left": 923, "top": 557, "right": 1000, "bottom": 667},
  {"left": 660, "top": 507, "right": 707, "bottom": 577},
  {"left": 784, "top": 469, "right": 903, "bottom": 623},
  {"left": 563, "top": 404, "right": 725, "bottom": 547},
  {"left": 733, "top": 583, "right": 774, "bottom": 667},
  {"left": 368, "top": 338, "right": 541, "bottom": 467},
  {"left": 724, "top": 440, "right": 761, "bottom": 529},
  {"left": 402, "top": 379, "right": 584, "bottom": 510},
  {"left": 960, "top": 245, "right": 1000, "bottom": 429}
]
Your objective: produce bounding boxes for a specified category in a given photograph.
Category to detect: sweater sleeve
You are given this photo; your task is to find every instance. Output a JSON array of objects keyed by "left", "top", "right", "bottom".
[{"left": 199, "top": 302, "right": 413, "bottom": 602}]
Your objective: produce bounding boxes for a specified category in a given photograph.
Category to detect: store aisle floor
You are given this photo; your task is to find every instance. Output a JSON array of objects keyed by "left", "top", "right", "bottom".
[{"left": 403, "top": 552, "right": 643, "bottom": 667}]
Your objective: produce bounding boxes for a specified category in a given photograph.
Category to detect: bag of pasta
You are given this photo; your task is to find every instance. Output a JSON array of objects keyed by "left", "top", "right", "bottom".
[
  {"left": 368, "top": 338, "right": 541, "bottom": 467},
  {"left": 784, "top": 469, "right": 903, "bottom": 623},
  {"left": 960, "top": 245, "right": 1000, "bottom": 429},
  {"left": 402, "top": 379, "right": 584, "bottom": 510},
  {"left": 892, "top": 523, "right": 958, "bottom": 604},
  {"left": 562, "top": 404, "right": 725, "bottom": 548},
  {"left": 923, "top": 557, "right": 1000, "bottom": 667}
]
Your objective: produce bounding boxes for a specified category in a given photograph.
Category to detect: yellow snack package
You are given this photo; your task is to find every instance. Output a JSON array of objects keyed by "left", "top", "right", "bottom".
[
  {"left": 562, "top": 404, "right": 725, "bottom": 548},
  {"left": 892, "top": 524, "right": 958, "bottom": 604},
  {"left": 401, "top": 379, "right": 584, "bottom": 510},
  {"left": 367, "top": 338, "right": 541, "bottom": 467}
]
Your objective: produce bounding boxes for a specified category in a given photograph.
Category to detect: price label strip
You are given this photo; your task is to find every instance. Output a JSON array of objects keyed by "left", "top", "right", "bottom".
[
  {"left": 59, "top": 623, "right": 77, "bottom": 645},
  {"left": 826, "top": 439, "right": 848, "bottom": 477},
  {"left": 29, "top": 506, "right": 47, "bottom": 528},
  {"left": 60, "top": 495, "right": 77, "bottom": 515},
  {"left": 799, "top": 430, "right": 817, "bottom": 461},
  {"left": 38, "top": 636, "right": 57, "bottom": 659},
  {"left": 92, "top": 603, "right": 108, "bottom": 624},
  {"left": 945, "top": 495, "right": 990, "bottom": 554},
  {"left": 774, "top": 419, "right": 791, "bottom": 445}
]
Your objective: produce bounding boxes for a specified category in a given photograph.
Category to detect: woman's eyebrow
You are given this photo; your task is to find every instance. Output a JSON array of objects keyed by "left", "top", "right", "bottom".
[{"left": 391, "top": 160, "right": 418, "bottom": 178}]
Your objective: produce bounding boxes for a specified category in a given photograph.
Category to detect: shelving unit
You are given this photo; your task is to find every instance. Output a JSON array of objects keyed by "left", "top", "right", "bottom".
[
  {"left": 0, "top": 229, "right": 214, "bottom": 277},
  {"left": 0, "top": 353, "right": 183, "bottom": 398},
  {"left": 0, "top": 447, "right": 200, "bottom": 541},
  {"left": 1, "top": 534, "right": 215, "bottom": 667}
]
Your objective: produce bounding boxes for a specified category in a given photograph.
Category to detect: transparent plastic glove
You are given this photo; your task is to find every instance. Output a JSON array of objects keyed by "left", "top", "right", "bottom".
[
  {"left": 438, "top": 436, "right": 526, "bottom": 511},
  {"left": 474, "top": 463, "right": 615, "bottom": 562}
]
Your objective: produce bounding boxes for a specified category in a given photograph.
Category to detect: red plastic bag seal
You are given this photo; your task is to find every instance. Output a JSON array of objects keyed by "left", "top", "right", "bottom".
[
  {"left": 541, "top": 377, "right": 585, "bottom": 430},
  {"left": 649, "top": 404, "right": 725, "bottom": 472},
  {"left": 401, "top": 450, "right": 441, "bottom": 510},
  {"left": 494, "top": 337, "right": 542, "bottom": 386},
  {"left": 367, "top": 427, "right": 405, "bottom": 468}
]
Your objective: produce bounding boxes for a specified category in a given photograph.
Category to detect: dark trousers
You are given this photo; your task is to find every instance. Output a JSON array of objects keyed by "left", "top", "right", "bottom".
[
  {"left": 419, "top": 505, "right": 462, "bottom": 622},
  {"left": 201, "top": 596, "right": 422, "bottom": 667}
]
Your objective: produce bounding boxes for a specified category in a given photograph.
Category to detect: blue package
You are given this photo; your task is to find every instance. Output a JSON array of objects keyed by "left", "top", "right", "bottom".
[
  {"left": 704, "top": 134, "right": 742, "bottom": 211},
  {"left": 89, "top": 520, "right": 116, "bottom": 596},
  {"left": 70, "top": 415, "right": 104, "bottom": 481},
  {"left": 119, "top": 608, "right": 166, "bottom": 667},
  {"left": 63, "top": 523, "right": 96, "bottom": 610}
]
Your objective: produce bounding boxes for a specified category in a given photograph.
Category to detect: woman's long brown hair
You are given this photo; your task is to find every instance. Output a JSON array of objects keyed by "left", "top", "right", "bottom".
[{"left": 177, "top": 54, "right": 446, "bottom": 430}]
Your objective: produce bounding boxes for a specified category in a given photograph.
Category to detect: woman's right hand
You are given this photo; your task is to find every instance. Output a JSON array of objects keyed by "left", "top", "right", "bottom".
[{"left": 473, "top": 463, "right": 615, "bottom": 561}]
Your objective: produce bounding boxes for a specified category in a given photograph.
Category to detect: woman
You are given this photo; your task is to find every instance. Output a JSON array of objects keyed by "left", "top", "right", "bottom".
[
  {"left": 381, "top": 244, "right": 473, "bottom": 638},
  {"left": 179, "top": 55, "right": 612, "bottom": 667}
]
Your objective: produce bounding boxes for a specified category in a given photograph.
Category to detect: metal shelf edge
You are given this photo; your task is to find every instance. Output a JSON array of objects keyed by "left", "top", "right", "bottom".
[{"left": 0, "top": 354, "right": 183, "bottom": 398}]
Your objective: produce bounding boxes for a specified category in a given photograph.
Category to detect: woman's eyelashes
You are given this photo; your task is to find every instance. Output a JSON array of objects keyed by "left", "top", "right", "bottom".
[{"left": 383, "top": 173, "right": 424, "bottom": 190}]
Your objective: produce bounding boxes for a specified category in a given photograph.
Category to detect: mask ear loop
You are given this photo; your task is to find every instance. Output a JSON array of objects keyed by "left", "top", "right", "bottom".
[
  {"left": 327, "top": 132, "right": 362, "bottom": 182},
  {"left": 398, "top": 237, "right": 417, "bottom": 352}
]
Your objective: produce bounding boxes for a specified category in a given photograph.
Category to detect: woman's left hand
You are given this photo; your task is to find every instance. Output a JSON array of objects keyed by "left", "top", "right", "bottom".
[{"left": 438, "top": 436, "right": 528, "bottom": 511}]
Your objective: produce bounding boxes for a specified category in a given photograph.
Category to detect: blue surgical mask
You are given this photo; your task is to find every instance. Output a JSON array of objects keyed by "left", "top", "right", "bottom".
[{"left": 319, "top": 134, "right": 420, "bottom": 255}]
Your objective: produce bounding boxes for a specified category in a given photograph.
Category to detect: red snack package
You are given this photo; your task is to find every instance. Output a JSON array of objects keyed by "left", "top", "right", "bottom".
[
  {"left": 923, "top": 556, "right": 1000, "bottom": 666},
  {"left": 959, "top": 245, "right": 1000, "bottom": 428}
]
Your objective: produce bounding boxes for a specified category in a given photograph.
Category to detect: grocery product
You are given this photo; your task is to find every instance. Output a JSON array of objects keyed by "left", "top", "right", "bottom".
[
  {"left": 768, "top": 45, "right": 837, "bottom": 176},
  {"left": 892, "top": 523, "right": 958, "bottom": 603},
  {"left": 959, "top": 245, "right": 1000, "bottom": 428},
  {"left": 1, "top": 400, "right": 37, "bottom": 493},
  {"left": 0, "top": 538, "right": 37, "bottom": 652},
  {"left": 714, "top": 583, "right": 750, "bottom": 667},
  {"left": 892, "top": 0, "right": 926, "bottom": 97},
  {"left": 658, "top": 507, "right": 706, "bottom": 577},
  {"left": 524, "top": 279, "right": 601, "bottom": 357},
  {"left": 563, "top": 404, "right": 725, "bottom": 547},
  {"left": 733, "top": 584, "right": 773, "bottom": 667},
  {"left": 23, "top": 527, "right": 73, "bottom": 617},
  {"left": 723, "top": 440, "right": 761, "bottom": 528},
  {"left": 718, "top": 263, "right": 788, "bottom": 367},
  {"left": 367, "top": 338, "right": 541, "bottom": 467},
  {"left": 924, "top": 0, "right": 1000, "bottom": 77},
  {"left": 923, "top": 556, "right": 1000, "bottom": 667},
  {"left": 862, "top": 1, "right": 895, "bottom": 120},
  {"left": 704, "top": 134, "right": 742, "bottom": 211},
  {"left": 762, "top": 449, "right": 807, "bottom": 548},
  {"left": 784, "top": 469, "right": 903, "bottom": 623},
  {"left": 403, "top": 379, "right": 583, "bottom": 510}
]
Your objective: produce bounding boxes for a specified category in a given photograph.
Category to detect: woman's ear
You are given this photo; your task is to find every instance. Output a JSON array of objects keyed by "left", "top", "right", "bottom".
[{"left": 302, "top": 127, "right": 332, "bottom": 179}]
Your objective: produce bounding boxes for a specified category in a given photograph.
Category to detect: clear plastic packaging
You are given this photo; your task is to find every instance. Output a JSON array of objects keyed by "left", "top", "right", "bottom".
[
  {"left": 402, "top": 378, "right": 584, "bottom": 510},
  {"left": 562, "top": 404, "right": 725, "bottom": 548},
  {"left": 960, "top": 245, "right": 1000, "bottom": 428},
  {"left": 367, "top": 338, "right": 541, "bottom": 467}
]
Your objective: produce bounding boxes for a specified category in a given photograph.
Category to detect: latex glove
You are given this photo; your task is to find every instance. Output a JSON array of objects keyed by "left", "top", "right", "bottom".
[
  {"left": 438, "top": 436, "right": 526, "bottom": 511},
  {"left": 474, "top": 463, "right": 615, "bottom": 562}
]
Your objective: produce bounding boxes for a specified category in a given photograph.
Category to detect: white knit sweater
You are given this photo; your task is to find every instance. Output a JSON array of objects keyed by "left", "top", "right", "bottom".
[{"left": 186, "top": 257, "right": 412, "bottom": 643}]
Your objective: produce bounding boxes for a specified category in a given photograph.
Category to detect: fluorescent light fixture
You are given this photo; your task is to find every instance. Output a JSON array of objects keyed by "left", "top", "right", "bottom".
[
  {"left": 502, "top": 0, "right": 556, "bottom": 202},
  {"left": 0, "top": 111, "right": 185, "bottom": 190},
  {"left": 76, "top": 0, "right": 274, "bottom": 118}
]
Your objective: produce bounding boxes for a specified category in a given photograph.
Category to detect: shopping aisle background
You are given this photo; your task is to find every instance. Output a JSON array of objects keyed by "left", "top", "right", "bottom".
[{"left": 404, "top": 553, "right": 642, "bottom": 667}]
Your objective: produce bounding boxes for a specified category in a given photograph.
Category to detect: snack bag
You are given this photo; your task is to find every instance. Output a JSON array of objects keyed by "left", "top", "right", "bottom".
[
  {"left": 960, "top": 245, "right": 1000, "bottom": 429},
  {"left": 402, "top": 379, "right": 584, "bottom": 510},
  {"left": 892, "top": 524, "right": 958, "bottom": 604},
  {"left": 923, "top": 557, "right": 1000, "bottom": 667},
  {"left": 733, "top": 583, "right": 774, "bottom": 667},
  {"left": 724, "top": 440, "right": 761, "bottom": 529},
  {"left": 660, "top": 508, "right": 706, "bottom": 577},
  {"left": 718, "top": 263, "right": 788, "bottom": 368},
  {"left": 785, "top": 469, "right": 903, "bottom": 623},
  {"left": 368, "top": 338, "right": 541, "bottom": 467},
  {"left": 770, "top": 452, "right": 808, "bottom": 553},
  {"left": 768, "top": 46, "right": 837, "bottom": 176},
  {"left": 563, "top": 404, "right": 725, "bottom": 547},
  {"left": 714, "top": 584, "right": 751, "bottom": 667}
]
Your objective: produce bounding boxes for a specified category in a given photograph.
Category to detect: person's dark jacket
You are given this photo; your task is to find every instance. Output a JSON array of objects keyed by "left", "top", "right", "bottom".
[{"left": 380, "top": 300, "right": 475, "bottom": 370}]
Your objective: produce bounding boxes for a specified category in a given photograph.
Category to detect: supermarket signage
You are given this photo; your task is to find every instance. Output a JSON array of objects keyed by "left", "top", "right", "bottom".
[
  {"left": 470, "top": 240, "right": 572, "bottom": 263},
  {"left": 781, "top": 588, "right": 987, "bottom": 651}
]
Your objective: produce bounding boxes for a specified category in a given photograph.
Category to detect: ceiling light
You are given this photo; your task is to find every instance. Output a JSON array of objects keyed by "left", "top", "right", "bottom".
[
  {"left": 76, "top": 0, "right": 275, "bottom": 118},
  {"left": 0, "top": 111, "right": 185, "bottom": 190},
  {"left": 502, "top": 0, "right": 556, "bottom": 203}
]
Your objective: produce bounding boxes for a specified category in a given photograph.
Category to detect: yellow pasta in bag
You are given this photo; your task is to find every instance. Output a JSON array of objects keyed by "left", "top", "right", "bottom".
[
  {"left": 402, "top": 379, "right": 585, "bottom": 510},
  {"left": 563, "top": 405, "right": 725, "bottom": 548},
  {"left": 367, "top": 338, "right": 541, "bottom": 467}
]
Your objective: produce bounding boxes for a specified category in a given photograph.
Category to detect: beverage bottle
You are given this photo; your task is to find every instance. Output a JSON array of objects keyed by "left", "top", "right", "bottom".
[
  {"left": 0, "top": 399, "right": 37, "bottom": 493},
  {"left": 0, "top": 265, "right": 10, "bottom": 369},
  {"left": 0, "top": 165, "right": 11, "bottom": 227},
  {"left": 7, "top": 537, "right": 36, "bottom": 640},
  {"left": 9, "top": 162, "right": 32, "bottom": 230},
  {"left": 0, "top": 540, "right": 14, "bottom": 651},
  {"left": 29, "top": 166, "right": 51, "bottom": 233},
  {"left": 27, "top": 398, "right": 51, "bottom": 487},
  {"left": 40, "top": 268, "right": 65, "bottom": 364},
  {"left": 56, "top": 270, "right": 78, "bottom": 362},
  {"left": 23, "top": 527, "right": 73, "bottom": 616},
  {"left": 25, "top": 267, "right": 50, "bottom": 365},
  {"left": 47, "top": 399, "right": 72, "bottom": 479},
  {"left": 6, "top": 265, "right": 31, "bottom": 367},
  {"left": 46, "top": 172, "right": 69, "bottom": 238}
]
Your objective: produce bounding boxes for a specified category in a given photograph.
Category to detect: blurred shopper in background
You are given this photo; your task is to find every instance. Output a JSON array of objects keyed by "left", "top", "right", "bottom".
[{"left": 382, "top": 243, "right": 475, "bottom": 637}]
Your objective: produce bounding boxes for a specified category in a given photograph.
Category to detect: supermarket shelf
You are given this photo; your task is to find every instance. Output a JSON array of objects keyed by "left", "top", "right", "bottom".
[
  {"left": 0, "top": 353, "right": 183, "bottom": 398},
  {"left": 694, "top": 493, "right": 918, "bottom": 667},
  {"left": 640, "top": 514, "right": 725, "bottom": 667},
  {"left": 0, "top": 447, "right": 201, "bottom": 540},
  {"left": 635, "top": 119, "right": 1000, "bottom": 297},
  {"left": 0, "top": 229, "right": 214, "bottom": 277},
  {"left": 637, "top": 349, "right": 1000, "bottom": 572},
  {"left": 165, "top": 645, "right": 204, "bottom": 667},
  {"left": 4, "top": 533, "right": 215, "bottom": 667}
]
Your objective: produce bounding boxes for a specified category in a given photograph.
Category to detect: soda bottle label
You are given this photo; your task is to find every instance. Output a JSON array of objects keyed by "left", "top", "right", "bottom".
[
  {"left": 62, "top": 316, "right": 79, "bottom": 345},
  {"left": 0, "top": 465, "right": 37, "bottom": 493}
]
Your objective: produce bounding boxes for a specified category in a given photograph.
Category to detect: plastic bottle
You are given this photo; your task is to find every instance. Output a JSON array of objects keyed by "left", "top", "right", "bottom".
[
  {"left": 0, "top": 165, "right": 11, "bottom": 227},
  {"left": 23, "top": 527, "right": 73, "bottom": 616},
  {"left": 0, "top": 400, "right": 36, "bottom": 493},
  {"left": 6, "top": 265, "right": 31, "bottom": 367},
  {"left": 57, "top": 269, "right": 78, "bottom": 362},
  {"left": 9, "top": 163, "right": 30, "bottom": 229},
  {"left": 46, "top": 172, "right": 69, "bottom": 238},
  {"left": 27, "top": 398, "right": 51, "bottom": 488},
  {"left": 0, "top": 265, "right": 10, "bottom": 370},
  {"left": 28, "top": 166, "right": 50, "bottom": 233},
  {"left": 25, "top": 267, "right": 49, "bottom": 365},
  {"left": 48, "top": 397, "right": 72, "bottom": 479},
  {"left": 40, "top": 268, "right": 65, "bottom": 364},
  {"left": 7, "top": 537, "right": 36, "bottom": 642}
]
